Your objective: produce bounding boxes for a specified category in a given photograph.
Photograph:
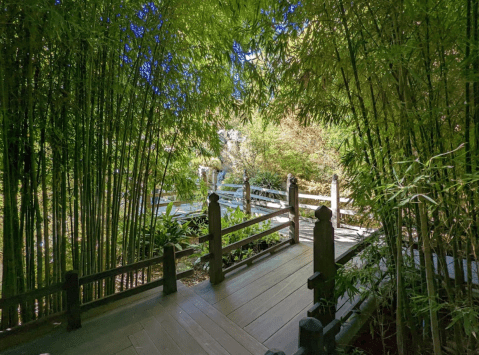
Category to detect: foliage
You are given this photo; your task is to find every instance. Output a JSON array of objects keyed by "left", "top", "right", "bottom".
[
  {"left": 141, "top": 203, "right": 192, "bottom": 256},
  {"left": 0, "top": 0, "right": 267, "bottom": 328},
  {"left": 223, "top": 114, "right": 345, "bottom": 193},
  {"left": 196, "top": 207, "right": 281, "bottom": 268},
  {"left": 250, "top": 171, "right": 282, "bottom": 191}
]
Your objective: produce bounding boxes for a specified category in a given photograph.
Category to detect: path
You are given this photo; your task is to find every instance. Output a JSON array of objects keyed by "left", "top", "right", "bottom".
[{"left": 2, "top": 243, "right": 358, "bottom": 355}]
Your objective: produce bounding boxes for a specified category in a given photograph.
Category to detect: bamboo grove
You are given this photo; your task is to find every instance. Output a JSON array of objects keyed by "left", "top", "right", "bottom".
[
  {"left": 247, "top": 0, "right": 479, "bottom": 353},
  {"left": 0, "top": 0, "right": 255, "bottom": 329}
]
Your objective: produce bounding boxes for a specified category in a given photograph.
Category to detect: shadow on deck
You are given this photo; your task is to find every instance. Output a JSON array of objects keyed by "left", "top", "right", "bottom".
[{"left": 1, "top": 242, "right": 358, "bottom": 355}]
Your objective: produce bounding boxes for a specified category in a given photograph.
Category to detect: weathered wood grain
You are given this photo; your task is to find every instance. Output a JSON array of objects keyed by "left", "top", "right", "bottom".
[
  {"left": 263, "top": 301, "right": 313, "bottom": 354},
  {"left": 244, "top": 283, "right": 312, "bottom": 343},
  {"left": 177, "top": 287, "right": 268, "bottom": 354},
  {"left": 140, "top": 316, "right": 185, "bottom": 355},
  {"left": 115, "top": 346, "right": 138, "bottom": 355},
  {"left": 153, "top": 302, "right": 208, "bottom": 355},
  {"left": 194, "top": 244, "right": 310, "bottom": 305},
  {"left": 129, "top": 330, "right": 161, "bottom": 355},
  {"left": 227, "top": 262, "right": 313, "bottom": 327},
  {"left": 214, "top": 249, "right": 313, "bottom": 315},
  {"left": 159, "top": 295, "right": 229, "bottom": 355}
]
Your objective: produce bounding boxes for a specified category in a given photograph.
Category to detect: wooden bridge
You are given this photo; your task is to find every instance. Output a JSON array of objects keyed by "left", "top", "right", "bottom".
[{"left": 0, "top": 177, "right": 374, "bottom": 355}]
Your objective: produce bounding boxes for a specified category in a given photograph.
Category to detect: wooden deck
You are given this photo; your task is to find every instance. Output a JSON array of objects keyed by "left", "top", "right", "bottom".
[{"left": 2, "top": 242, "right": 357, "bottom": 355}]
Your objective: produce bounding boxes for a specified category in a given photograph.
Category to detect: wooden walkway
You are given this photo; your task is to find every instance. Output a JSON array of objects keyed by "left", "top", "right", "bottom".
[{"left": 2, "top": 242, "right": 359, "bottom": 355}]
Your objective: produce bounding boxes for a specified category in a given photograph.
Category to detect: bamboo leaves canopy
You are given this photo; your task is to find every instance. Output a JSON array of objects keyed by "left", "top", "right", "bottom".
[{"left": 0, "top": 0, "right": 265, "bottom": 328}]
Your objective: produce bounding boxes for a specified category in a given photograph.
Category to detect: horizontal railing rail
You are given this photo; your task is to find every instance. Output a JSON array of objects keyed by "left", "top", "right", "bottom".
[
  {"left": 0, "top": 282, "right": 64, "bottom": 310},
  {"left": 221, "top": 207, "right": 292, "bottom": 236},
  {"left": 216, "top": 174, "right": 356, "bottom": 227},
  {"left": 199, "top": 177, "right": 300, "bottom": 284},
  {"left": 0, "top": 244, "right": 197, "bottom": 335}
]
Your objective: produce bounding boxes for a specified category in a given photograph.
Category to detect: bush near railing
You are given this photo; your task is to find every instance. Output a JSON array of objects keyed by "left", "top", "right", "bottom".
[{"left": 197, "top": 177, "right": 300, "bottom": 284}]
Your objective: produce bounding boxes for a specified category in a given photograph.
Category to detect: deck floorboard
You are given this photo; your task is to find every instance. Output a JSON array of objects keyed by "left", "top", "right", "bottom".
[{"left": 2, "top": 241, "right": 360, "bottom": 355}]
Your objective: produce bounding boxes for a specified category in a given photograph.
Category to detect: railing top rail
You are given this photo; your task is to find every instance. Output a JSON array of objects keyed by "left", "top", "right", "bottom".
[
  {"left": 217, "top": 183, "right": 243, "bottom": 188},
  {"left": 221, "top": 206, "right": 293, "bottom": 236},
  {"left": 222, "top": 221, "right": 292, "bottom": 254},
  {"left": 0, "top": 282, "right": 64, "bottom": 309},
  {"left": 79, "top": 255, "right": 164, "bottom": 285},
  {"left": 250, "top": 185, "right": 288, "bottom": 196},
  {"left": 335, "top": 236, "right": 375, "bottom": 267}
]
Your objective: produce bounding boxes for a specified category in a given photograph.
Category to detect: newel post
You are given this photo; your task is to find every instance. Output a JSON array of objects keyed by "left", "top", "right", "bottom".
[
  {"left": 331, "top": 174, "right": 340, "bottom": 228},
  {"left": 65, "top": 270, "right": 81, "bottom": 331},
  {"left": 313, "top": 206, "right": 336, "bottom": 327},
  {"left": 208, "top": 192, "right": 224, "bottom": 284},
  {"left": 163, "top": 243, "right": 177, "bottom": 295},
  {"left": 298, "top": 317, "right": 324, "bottom": 354},
  {"left": 243, "top": 170, "right": 251, "bottom": 216},
  {"left": 288, "top": 176, "right": 299, "bottom": 244}
]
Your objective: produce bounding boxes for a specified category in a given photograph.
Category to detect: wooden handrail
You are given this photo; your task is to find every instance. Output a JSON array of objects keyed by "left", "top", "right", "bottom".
[
  {"left": 79, "top": 255, "right": 164, "bottom": 285},
  {"left": 0, "top": 282, "right": 64, "bottom": 309},
  {"left": 221, "top": 207, "right": 292, "bottom": 236},
  {"left": 223, "top": 239, "right": 293, "bottom": 275},
  {"left": 335, "top": 237, "right": 374, "bottom": 267},
  {"left": 222, "top": 221, "right": 292, "bottom": 254},
  {"left": 250, "top": 185, "right": 288, "bottom": 196}
]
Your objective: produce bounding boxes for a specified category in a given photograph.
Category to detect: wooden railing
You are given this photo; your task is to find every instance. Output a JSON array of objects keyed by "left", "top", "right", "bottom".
[
  {"left": 215, "top": 174, "right": 355, "bottom": 228},
  {"left": 197, "top": 177, "right": 300, "bottom": 284},
  {"left": 266, "top": 206, "right": 374, "bottom": 355},
  {"left": 0, "top": 244, "right": 195, "bottom": 335}
]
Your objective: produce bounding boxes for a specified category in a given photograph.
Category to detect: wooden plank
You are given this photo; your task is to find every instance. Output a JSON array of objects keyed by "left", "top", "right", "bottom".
[
  {"left": 177, "top": 287, "right": 268, "bottom": 354},
  {"left": 174, "top": 296, "right": 252, "bottom": 355},
  {"left": 228, "top": 262, "right": 313, "bottom": 328},
  {"left": 251, "top": 200, "right": 284, "bottom": 209},
  {"left": 175, "top": 248, "right": 195, "bottom": 259},
  {"left": 141, "top": 316, "right": 185, "bottom": 355},
  {"left": 159, "top": 296, "right": 230, "bottom": 355},
  {"left": 129, "top": 330, "right": 161, "bottom": 355},
  {"left": 153, "top": 303, "right": 208, "bottom": 355},
  {"left": 0, "top": 282, "right": 64, "bottom": 309},
  {"left": 263, "top": 301, "right": 313, "bottom": 354},
  {"left": 194, "top": 244, "right": 311, "bottom": 305},
  {"left": 215, "top": 249, "right": 313, "bottom": 316},
  {"left": 250, "top": 193, "right": 280, "bottom": 203},
  {"left": 250, "top": 185, "right": 288, "bottom": 196},
  {"left": 222, "top": 221, "right": 292, "bottom": 254},
  {"left": 221, "top": 207, "right": 292, "bottom": 236},
  {"left": 67, "top": 321, "right": 144, "bottom": 355},
  {"left": 244, "top": 283, "right": 312, "bottom": 343},
  {"left": 116, "top": 346, "right": 138, "bottom": 355},
  {"left": 79, "top": 256, "right": 164, "bottom": 285},
  {"left": 81, "top": 277, "right": 164, "bottom": 312},
  {"left": 223, "top": 239, "right": 293, "bottom": 276},
  {"left": 298, "top": 193, "right": 332, "bottom": 201}
]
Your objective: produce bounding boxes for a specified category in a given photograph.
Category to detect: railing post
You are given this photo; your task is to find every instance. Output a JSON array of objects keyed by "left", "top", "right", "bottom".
[
  {"left": 202, "top": 170, "right": 208, "bottom": 189},
  {"left": 208, "top": 192, "right": 224, "bottom": 284},
  {"left": 286, "top": 173, "right": 292, "bottom": 201},
  {"left": 331, "top": 174, "right": 340, "bottom": 228},
  {"left": 243, "top": 170, "right": 251, "bottom": 216},
  {"left": 288, "top": 176, "right": 299, "bottom": 244},
  {"left": 163, "top": 243, "right": 177, "bottom": 295},
  {"left": 313, "top": 206, "right": 336, "bottom": 328},
  {"left": 65, "top": 270, "right": 81, "bottom": 331},
  {"left": 212, "top": 169, "right": 217, "bottom": 191},
  {"left": 298, "top": 317, "right": 324, "bottom": 355}
]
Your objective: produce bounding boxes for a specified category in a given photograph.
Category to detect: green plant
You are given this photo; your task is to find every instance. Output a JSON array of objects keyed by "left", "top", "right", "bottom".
[
  {"left": 195, "top": 207, "right": 282, "bottom": 267},
  {"left": 142, "top": 203, "right": 192, "bottom": 256}
]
